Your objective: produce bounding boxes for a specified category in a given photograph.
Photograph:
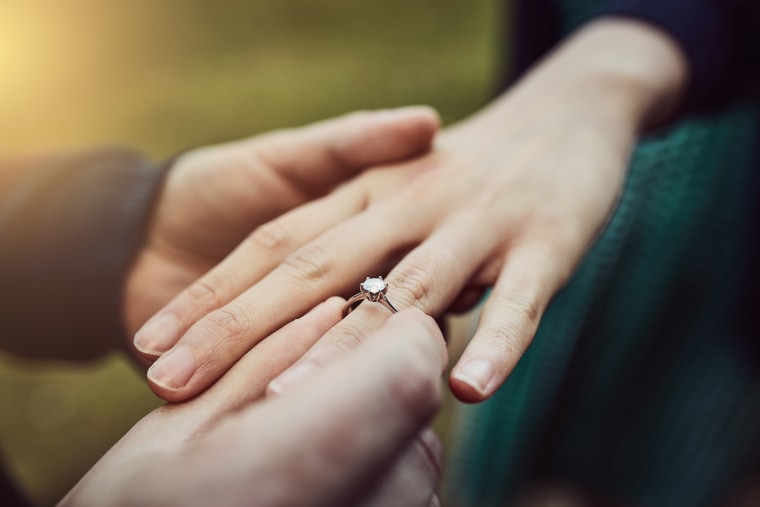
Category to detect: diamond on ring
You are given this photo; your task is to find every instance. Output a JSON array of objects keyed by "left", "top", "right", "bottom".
[
  {"left": 360, "top": 277, "right": 388, "bottom": 301},
  {"left": 343, "top": 276, "right": 399, "bottom": 316}
]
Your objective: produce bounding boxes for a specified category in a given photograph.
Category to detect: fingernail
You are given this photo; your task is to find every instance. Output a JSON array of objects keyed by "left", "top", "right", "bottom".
[
  {"left": 452, "top": 359, "right": 493, "bottom": 395},
  {"left": 134, "top": 315, "right": 181, "bottom": 355},
  {"left": 267, "top": 363, "right": 316, "bottom": 396},
  {"left": 147, "top": 345, "right": 197, "bottom": 391}
]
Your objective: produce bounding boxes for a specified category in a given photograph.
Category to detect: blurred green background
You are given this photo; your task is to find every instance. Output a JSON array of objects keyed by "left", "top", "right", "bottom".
[{"left": 1, "top": 0, "right": 502, "bottom": 504}]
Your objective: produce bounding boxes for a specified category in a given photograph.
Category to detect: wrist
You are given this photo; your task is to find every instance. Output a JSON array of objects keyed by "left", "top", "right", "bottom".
[
  {"left": 477, "top": 18, "right": 688, "bottom": 135},
  {"left": 561, "top": 18, "right": 688, "bottom": 129}
]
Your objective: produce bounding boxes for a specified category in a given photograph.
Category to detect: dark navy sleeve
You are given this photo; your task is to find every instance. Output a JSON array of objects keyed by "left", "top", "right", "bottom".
[
  {"left": 602, "top": 0, "right": 760, "bottom": 111},
  {"left": 0, "top": 149, "right": 168, "bottom": 361}
]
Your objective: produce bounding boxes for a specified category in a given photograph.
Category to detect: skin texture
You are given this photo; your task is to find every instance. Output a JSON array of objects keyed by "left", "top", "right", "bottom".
[
  {"left": 134, "top": 19, "right": 688, "bottom": 403},
  {"left": 123, "top": 106, "right": 440, "bottom": 354},
  {"left": 60, "top": 308, "right": 447, "bottom": 507}
]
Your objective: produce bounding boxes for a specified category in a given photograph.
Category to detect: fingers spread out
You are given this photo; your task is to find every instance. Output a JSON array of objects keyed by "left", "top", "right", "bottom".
[
  {"left": 179, "top": 310, "right": 446, "bottom": 507},
  {"left": 449, "top": 243, "right": 561, "bottom": 403},
  {"left": 252, "top": 106, "right": 440, "bottom": 197},
  {"left": 268, "top": 211, "right": 498, "bottom": 395}
]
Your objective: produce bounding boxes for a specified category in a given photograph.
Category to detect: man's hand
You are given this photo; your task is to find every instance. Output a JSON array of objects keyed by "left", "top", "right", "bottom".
[
  {"left": 61, "top": 308, "right": 446, "bottom": 507},
  {"left": 125, "top": 107, "right": 439, "bottom": 354}
]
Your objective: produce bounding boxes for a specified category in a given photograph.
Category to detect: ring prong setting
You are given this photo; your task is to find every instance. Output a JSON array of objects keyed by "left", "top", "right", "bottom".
[{"left": 343, "top": 276, "right": 398, "bottom": 316}]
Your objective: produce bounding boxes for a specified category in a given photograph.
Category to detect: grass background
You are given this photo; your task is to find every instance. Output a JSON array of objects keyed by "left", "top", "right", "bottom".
[{"left": 1, "top": 1, "right": 502, "bottom": 504}]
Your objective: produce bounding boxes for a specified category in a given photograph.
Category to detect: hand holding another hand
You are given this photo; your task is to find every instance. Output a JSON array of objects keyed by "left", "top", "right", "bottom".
[
  {"left": 135, "top": 20, "right": 686, "bottom": 403},
  {"left": 124, "top": 107, "right": 439, "bottom": 349},
  {"left": 62, "top": 308, "right": 446, "bottom": 507}
]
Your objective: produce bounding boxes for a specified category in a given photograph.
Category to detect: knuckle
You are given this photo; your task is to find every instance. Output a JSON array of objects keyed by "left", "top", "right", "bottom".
[
  {"left": 338, "top": 178, "right": 371, "bottom": 212},
  {"left": 326, "top": 319, "right": 375, "bottom": 353},
  {"left": 245, "top": 219, "right": 291, "bottom": 253},
  {"left": 249, "top": 132, "right": 306, "bottom": 181},
  {"left": 323, "top": 142, "right": 348, "bottom": 174},
  {"left": 387, "top": 355, "right": 442, "bottom": 419},
  {"left": 481, "top": 323, "right": 524, "bottom": 360},
  {"left": 282, "top": 242, "right": 332, "bottom": 282},
  {"left": 185, "top": 279, "right": 225, "bottom": 309},
  {"left": 252, "top": 131, "right": 288, "bottom": 166},
  {"left": 202, "top": 303, "right": 253, "bottom": 341},
  {"left": 494, "top": 290, "right": 542, "bottom": 327},
  {"left": 394, "top": 251, "right": 452, "bottom": 308},
  {"left": 479, "top": 290, "right": 545, "bottom": 360},
  {"left": 395, "top": 269, "right": 434, "bottom": 307}
]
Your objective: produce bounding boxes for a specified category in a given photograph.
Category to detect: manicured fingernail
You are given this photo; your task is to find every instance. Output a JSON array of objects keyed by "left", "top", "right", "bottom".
[
  {"left": 452, "top": 359, "right": 493, "bottom": 395},
  {"left": 147, "top": 345, "right": 197, "bottom": 391},
  {"left": 267, "top": 363, "right": 316, "bottom": 396},
  {"left": 134, "top": 315, "right": 181, "bottom": 355}
]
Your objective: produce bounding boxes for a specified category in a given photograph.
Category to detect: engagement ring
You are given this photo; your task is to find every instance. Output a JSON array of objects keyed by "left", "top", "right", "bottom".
[{"left": 343, "top": 276, "right": 399, "bottom": 317}]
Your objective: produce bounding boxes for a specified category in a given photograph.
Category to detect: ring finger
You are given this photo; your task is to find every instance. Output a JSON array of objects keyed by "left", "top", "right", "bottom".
[{"left": 267, "top": 210, "right": 504, "bottom": 395}]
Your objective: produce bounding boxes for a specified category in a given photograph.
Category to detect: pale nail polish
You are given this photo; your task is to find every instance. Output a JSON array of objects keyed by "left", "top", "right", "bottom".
[
  {"left": 267, "top": 363, "right": 316, "bottom": 396},
  {"left": 147, "top": 345, "right": 197, "bottom": 391},
  {"left": 452, "top": 359, "right": 493, "bottom": 395},
  {"left": 134, "top": 315, "right": 181, "bottom": 355}
]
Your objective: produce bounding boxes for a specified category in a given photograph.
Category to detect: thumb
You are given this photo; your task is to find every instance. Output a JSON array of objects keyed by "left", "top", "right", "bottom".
[
  {"left": 186, "top": 309, "right": 447, "bottom": 506},
  {"left": 247, "top": 106, "right": 440, "bottom": 196}
]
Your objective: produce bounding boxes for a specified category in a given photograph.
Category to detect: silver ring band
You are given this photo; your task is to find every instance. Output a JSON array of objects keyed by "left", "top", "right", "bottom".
[{"left": 343, "top": 276, "right": 399, "bottom": 317}]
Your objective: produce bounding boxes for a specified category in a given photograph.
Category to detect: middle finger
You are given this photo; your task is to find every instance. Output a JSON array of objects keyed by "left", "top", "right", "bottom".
[
  {"left": 146, "top": 199, "right": 432, "bottom": 401},
  {"left": 268, "top": 210, "right": 502, "bottom": 394}
]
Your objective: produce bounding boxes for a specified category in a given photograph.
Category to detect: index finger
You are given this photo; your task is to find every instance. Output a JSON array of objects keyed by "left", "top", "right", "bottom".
[{"left": 248, "top": 106, "right": 440, "bottom": 196}]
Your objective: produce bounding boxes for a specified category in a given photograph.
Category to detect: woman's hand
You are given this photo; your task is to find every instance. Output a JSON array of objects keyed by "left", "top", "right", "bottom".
[
  {"left": 136, "top": 19, "right": 687, "bottom": 402},
  {"left": 124, "top": 107, "right": 439, "bottom": 352},
  {"left": 62, "top": 308, "right": 447, "bottom": 507}
]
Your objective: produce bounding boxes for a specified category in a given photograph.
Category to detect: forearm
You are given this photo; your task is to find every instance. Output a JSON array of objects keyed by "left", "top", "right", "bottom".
[{"left": 475, "top": 18, "right": 688, "bottom": 135}]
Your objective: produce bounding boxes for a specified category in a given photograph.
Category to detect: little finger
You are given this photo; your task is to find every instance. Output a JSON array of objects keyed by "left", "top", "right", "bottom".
[{"left": 449, "top": 243, "right": 563, "bottom": 403}]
